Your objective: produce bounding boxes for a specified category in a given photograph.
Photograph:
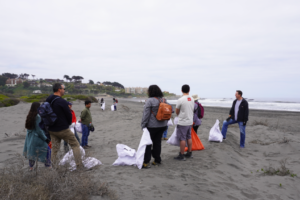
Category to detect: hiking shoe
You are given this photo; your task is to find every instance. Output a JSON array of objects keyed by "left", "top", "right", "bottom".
[
  {"left": 174, "top": 153, "right": 186, "bottom": 161},
  {"left": 142, "top": 163, "right": 151, "bottom": 169},
  {"left": 163, "top": 138, "right": 168, "bottom": 140},
  {"left": 152, "top": 161, "right": 162, "bottom": 166},
  {"left": 184, "top": 151, "right": 193, "bottom": 158},
  {"left": 83, "top": 146, "right": 89, "bottom": 149},
  {"left": 86, "top": 145, "right": 92, "bottom": 148}
]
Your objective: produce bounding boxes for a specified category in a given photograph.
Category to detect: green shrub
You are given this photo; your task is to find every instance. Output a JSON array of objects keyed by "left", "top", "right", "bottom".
[
  {"left": 0, "top": 98, "right": 20, "bottom": 107},
  {"left": 23, "top": 94, "right": 49, "bottom": 103},
  {"left": 0, "top": 94, "right": 9, "bottom": 101}
]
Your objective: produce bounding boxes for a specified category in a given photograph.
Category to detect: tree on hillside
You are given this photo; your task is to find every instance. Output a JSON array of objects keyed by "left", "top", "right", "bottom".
[
  {"left": 19, "top": 73, "right": 30, "bottom": 79},
  {"left": 23, "top": 81, "right": 30, "bottom": 88},
  {"left": 64, "top": 75, "right": 71, "bottom": 82},
  {"left": 72, "top": 76, "right": 84, "bottom": 83},
  {"left": 102, "top": 81, "right": 124, "bottom": 89},
  {"left": 89, "top": 80, "right": 94, "bottom": 84},
  {"left": 0, "top": 76, "right": 8, "bottom": 86},
  {"left": 2, "top": 73, "right": 18, "bottom": 79},
  {"left": 96, "top": 81, "right": 101, "bottom": 85},
  {"left": 31, "top": 74, "right": 35, "bottom": 79}
]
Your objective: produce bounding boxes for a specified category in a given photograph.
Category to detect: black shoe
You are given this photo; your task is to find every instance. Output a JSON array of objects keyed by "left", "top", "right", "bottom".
[
  {"left": 174, "top": 153, "right": 186, "bottom": 161},
  {"left": 184, "top": 151, "right": 193, "bottom": 158},
  {"left": 152, "top": 161, "right": 162, "bottom": 166}
]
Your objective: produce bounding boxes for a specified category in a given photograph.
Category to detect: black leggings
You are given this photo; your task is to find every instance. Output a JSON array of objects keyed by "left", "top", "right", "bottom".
[{"left": 144, "top": 126, "right": 167, "bottom": 164}]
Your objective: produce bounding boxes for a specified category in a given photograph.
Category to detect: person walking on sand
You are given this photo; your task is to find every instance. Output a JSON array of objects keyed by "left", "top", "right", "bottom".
[
  {"left": 64, "top": 102, "right": 80, "bottom": 152},
  {"left": 141, "top": 85, "right": 170, "bottom": 168},
  {"left": 100, "top": 98, "right": 104, "bottom": 106},
  {"left": 46, "top": 83, "right": 83, "bottom": 169},
  {"left": 192, "top": 95, "right": 202, "bottom": 134},
  {"left": 80, "top": 100, "right": 93, "bottom": 149},
  {"left": 23, "top": 102, "right": 51, "bottom": 170},
  {"left": 174, "top": 84, "right": 194, "bottom": 161},
  {"left": 221, "top": 90, "right": 249, "bottom": 148}
]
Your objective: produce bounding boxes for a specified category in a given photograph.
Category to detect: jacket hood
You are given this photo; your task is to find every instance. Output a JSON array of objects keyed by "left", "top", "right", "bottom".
[{"left": 46, "top": 94, "right": 60, "bottom": 104}]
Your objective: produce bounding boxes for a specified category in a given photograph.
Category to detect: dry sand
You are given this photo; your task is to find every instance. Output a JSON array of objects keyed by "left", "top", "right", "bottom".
[{"left": 0, "top": 98, "right": 300, "bottom": 200}]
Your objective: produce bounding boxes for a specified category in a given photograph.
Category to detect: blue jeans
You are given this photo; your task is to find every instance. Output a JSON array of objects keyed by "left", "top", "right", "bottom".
[
  {"left": 221, "top": 119, "right": 246, "bottom": 148},
  {"left": 163, "top": 126, "right": 168, "bottom": 138},
  {"left": 81, "top": 124, "right": 90, "bottom": 146}
]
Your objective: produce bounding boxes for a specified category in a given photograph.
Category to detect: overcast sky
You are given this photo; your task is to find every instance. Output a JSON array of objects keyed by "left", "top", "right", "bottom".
[{"left": 0, "top": 0, "right": 299, "bottom": 98}]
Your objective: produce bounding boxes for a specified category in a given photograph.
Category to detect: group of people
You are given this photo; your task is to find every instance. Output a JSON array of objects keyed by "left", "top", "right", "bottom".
[
  {"left": 23, "top": 83, "right": 93, "bottom": 170},
  {"left": 23, "top": 82, "right": 249, "bottom": 170},
  {"left": 141, "top": 84, "right": 249, "bottom": 168},
  {"left": 98, "top": 97, "right": 118, "bottom": 111}
]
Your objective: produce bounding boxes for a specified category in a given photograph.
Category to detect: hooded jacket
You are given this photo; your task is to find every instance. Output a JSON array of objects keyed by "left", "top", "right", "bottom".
[
  {"left": 46, "top": 94, "right": 72, "bottom": 132},
  {"left": 229, "top": 98, "right": 249, "bottom": 122}
]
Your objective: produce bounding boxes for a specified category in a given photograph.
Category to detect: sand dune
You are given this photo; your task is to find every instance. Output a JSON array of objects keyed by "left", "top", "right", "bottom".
[{"left": 0, "top": 99, "right": 300, "bottom": 200}]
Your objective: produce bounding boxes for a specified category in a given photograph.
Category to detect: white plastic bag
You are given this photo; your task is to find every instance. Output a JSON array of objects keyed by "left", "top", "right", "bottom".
[
  {"left": 174, "top": 117, "right": 179, "bottom": 125},
  {"left": 75, "top": 121, "right": 82, "bottom": 133},
  {"left": 59, "top": 146, "right": 102, "bottom": 171},
  {"left": 208, "top": 119, "right": 223, "bottom": 142},
  {"left": 167, "top": 119, "right": 173, "bottom": 126},
  {"left": 112, "top": 144, "right": 137, "bottom": 166},
  {"left": 136, "top": 128, "right": 153, "bottom": 169},
  {"left": 101, "top": 102, "right": 105, "bottom": 110},
  {"left": 111, "top": 105, "right": 114, "bottom": 111},
  {"left": 70, "top": 122, "right": 76, "bottom": 134},
  {"left": 166, "top": 126, "right": 180, "bottom": 146}
]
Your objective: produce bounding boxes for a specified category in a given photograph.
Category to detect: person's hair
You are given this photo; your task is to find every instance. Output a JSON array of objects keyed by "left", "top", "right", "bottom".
[
  {"left": 236, "top": 90, "right": 243, "bottom": 96},
  {"left": 148, "top": 85, "right": 163, "bottom": 98},
  {"left": 182, "top": 84, "right": 190, "bottom": 93},
  {"left": 85, "top": 100, "right": 92, "bottom": 105},
  {"left": 25, "top": 102, "right": 41, "bottom": 130},
  {"left": 53, "top": 83, "right": 63, "bottom": 92}
]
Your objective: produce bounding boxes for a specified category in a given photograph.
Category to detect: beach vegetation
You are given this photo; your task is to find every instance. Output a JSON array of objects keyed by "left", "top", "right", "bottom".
[
  {"left": 0, "top": 75, "right": 8, "bottom": 86},
  {"left": 0, "top": 98, "right": 20, "bottom": 107},
  {"left": 0, "top": 154, "right": 118, "bottom": 200},
  {"left": 252, "top": 120, "right": 268, "bottom": 126},
  {"left": 262, "top": 159, "right": 295, "bottom": 177}
]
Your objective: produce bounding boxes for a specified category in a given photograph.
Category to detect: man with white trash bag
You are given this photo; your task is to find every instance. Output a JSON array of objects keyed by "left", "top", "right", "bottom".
[{"left": 221, "top": 90, "right": 249, "bottom": 148}]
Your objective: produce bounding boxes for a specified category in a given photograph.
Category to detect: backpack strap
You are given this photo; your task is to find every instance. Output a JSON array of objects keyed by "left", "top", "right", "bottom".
[
  {"left": 50, "top": 97, "right": 60, "bottom": 105},
  {"left": 151, "top": 97, "right": 164, "bottom": 116}
]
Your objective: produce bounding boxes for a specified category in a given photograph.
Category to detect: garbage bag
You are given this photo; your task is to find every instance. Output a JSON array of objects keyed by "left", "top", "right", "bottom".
[
  {"left": 112, "top": 144, "right": 137, "bottom": 166},
  {"left": 112, "top": 129, "right": 152, "bottom": 169},
  {"left": 208, "top": 119, "right": 223, "bottom": 142},
  {"left": 101, "top": 102, "right": 105, "bottom": 110},
  {"left": 174, "top": 117, "right": 179, "bottom": 125},
  {"left": 167, "top": 119, "right": 173, "bottom": 126},
  {"left": 136, "top": 128, "right": 152, "bottom": 169},
  {"left": 184, "top": 127, "right": 205, "bottom": 151},
  {"left": 59, "top": 146, "right": 102, "bottom": 171},
  {"left": 166, "top": 126, "right": 180, "bottom": 146},
  {"left": 75, "top": 121, "right": 82, "bottom": 133},
  {"left": 111, "top": 105, "right": 114, "bottom": 111}
]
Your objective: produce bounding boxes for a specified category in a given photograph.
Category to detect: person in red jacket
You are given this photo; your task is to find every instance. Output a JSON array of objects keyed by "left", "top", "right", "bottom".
[{"left": 64, "top": 102, "right": 81, "bottom": 152}]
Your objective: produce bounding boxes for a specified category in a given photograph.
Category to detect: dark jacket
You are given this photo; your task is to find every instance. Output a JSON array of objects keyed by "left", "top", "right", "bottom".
[
  {"left": 229, "top": 98, "right": 249, "bottom": 122},
  {"left": 46, "top": 94, "right": 72, "bottom": 132}
]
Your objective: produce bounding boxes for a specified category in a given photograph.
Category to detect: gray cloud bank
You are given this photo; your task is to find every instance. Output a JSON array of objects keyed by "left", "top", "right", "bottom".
[{"left": 0, "top": 0, "right": 299, "bottom": 98}]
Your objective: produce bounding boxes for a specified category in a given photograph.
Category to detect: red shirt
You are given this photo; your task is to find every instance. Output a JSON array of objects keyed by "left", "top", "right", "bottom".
[{"left": 71, "top": 110, "right": 76, "bottom": 123}]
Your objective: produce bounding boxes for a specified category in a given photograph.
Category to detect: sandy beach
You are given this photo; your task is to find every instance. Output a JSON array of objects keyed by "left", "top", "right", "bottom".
[{"left": 0, "top": 98, "right": 300, "bottom": 200}]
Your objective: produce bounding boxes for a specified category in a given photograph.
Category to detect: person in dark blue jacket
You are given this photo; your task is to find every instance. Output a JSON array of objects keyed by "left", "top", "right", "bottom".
[
  {"left": 221, "top": 90, "right": 249, "bottom": 148},
  {"left": 46, "top": 83, "right": 83, "bottom": 168}
]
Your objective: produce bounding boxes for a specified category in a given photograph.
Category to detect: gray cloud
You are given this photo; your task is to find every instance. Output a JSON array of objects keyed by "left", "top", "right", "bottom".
[{"left": 0, "top": 0, "right": 299, "bottom": 98}]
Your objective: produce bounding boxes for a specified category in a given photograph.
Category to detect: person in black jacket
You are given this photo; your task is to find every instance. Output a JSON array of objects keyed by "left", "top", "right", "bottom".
[
  {"left": 221, "top": 90, "right": 249, "bottom": 148},
  {"left": 46, "top": 83, "right": 83, "bottom": 168}
]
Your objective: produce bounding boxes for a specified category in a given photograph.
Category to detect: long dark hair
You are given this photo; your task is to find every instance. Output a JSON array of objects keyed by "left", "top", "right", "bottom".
[
  {"left": 25, "top": 102, "right": 40, "bottom": 130},
  {"left": 148, "top": 85, "right": 164, "bottom": 98}
]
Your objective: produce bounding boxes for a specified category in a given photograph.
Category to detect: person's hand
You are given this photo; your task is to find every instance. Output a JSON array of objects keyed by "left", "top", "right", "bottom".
[
  {"left": 226, "top": 117, "right": 231, "bottom": 122},
  {"left": 243, "top": 121, "right": 247, "bottom": 126},
  {"left": 45, "top": 138, "right": 51, "bottom": 144}
]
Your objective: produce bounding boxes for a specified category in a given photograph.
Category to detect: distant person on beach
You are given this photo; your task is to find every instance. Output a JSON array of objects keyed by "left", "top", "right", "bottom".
[
  {"left": 174, "top": 84, "right": 194, "bottom": 161},
  {"left": 23, "top": 102, "right": 51, "bottom": 170},
  {"left": 192, "top": 95, "right": 202, "bottom": 134},
  {"left": 64, "top": 102, "right": 80, "bottom": 152},
  {"left": 46, "top": 83, "right": 83, "bottom": 168},
  {"left": 100, "top": 98, "right": 104, "bottom": 106},
  {"left": 113, "top": 98, "right": 117, "bottom": 111},
  {"left": 141, "top": 85, "right": 170, "bottom": 168},
  {"left": 80, "top": 100, "right": 93, "bottom": 149},
  {"left": 221, "top": 90, "right": 249, "bottom": 148}
]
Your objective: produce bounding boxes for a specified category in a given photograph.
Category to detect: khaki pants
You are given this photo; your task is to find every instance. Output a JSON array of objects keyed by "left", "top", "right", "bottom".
[{"left": 49, "top": 129, "right": 82, "bottom": 167}]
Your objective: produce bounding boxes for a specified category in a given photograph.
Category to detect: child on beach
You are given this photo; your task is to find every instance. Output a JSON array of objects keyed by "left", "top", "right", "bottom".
[{"left": 23, "top": 102, "right": 51, "bottom": 170}]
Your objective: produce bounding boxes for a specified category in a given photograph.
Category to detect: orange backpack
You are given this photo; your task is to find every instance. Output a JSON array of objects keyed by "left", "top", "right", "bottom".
[{"left": 152, "top": 97, "right": 172, "bottom": 121}]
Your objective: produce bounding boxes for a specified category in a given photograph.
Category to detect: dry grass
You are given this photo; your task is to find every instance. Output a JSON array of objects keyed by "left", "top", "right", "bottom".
[
  {"left": 121, "top": 105, "right": 130, "bottom": 111},
  {"left": 0, "top": 154, "right": 118, "bottom": 200},
  {"left": 250, "top": 137, "right": 290, "bottom": 146},
  {"left": 262, "top": 159, "right": 296, "bottom": 177},
  {"left": 252, "top": 119, "right": 269, "bottom": 126}
]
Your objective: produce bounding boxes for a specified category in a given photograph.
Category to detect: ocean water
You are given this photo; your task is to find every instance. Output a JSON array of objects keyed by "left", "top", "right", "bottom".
[{"left": 166, "top": 98, "right": 300, "bottom": 112}]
